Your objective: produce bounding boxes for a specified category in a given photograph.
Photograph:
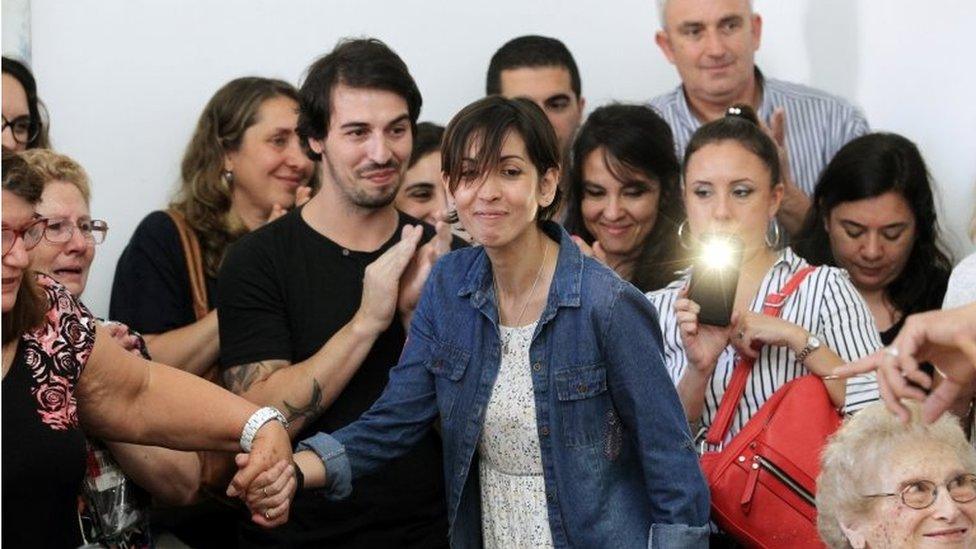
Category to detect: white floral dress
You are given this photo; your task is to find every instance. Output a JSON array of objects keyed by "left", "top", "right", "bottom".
[{"left": 478, "top": 321, "right": 554, "bottom": 548}]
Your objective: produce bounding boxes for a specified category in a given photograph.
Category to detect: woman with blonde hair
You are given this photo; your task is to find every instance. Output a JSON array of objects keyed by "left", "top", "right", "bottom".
[
  {"left": 110, "top": 77, "right": 314, "bottom": 377},
  {"left": 817, "top": 401, "right": 976, "bottom": 548}
]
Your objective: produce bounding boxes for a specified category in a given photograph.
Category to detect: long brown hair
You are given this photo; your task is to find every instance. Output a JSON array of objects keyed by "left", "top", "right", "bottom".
[
  {"left": 170, "top": 77, "right": 306, "bottom": 277},
  {"left": 2, "top": 150, "right": 47, "bottom": 344}
]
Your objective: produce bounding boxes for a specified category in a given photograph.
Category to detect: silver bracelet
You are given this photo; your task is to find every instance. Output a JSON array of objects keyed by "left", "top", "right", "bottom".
[{"left": 240, "top": 406, "right": 288, "bottom": 452}]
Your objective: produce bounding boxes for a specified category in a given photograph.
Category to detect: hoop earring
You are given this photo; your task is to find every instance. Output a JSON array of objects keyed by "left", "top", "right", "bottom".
[
  {"left": 677, "top": 220, "right": 694, "bottom": 250},
  {"left": 765, "top": 218, "right": 782, "bottom": 249}
]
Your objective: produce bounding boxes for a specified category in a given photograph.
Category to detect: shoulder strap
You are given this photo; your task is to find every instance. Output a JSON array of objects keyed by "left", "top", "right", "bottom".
[
  {"left": 165, "top": 209, "right": 209, "bottom": 321},
  {"left": 704, "top": 265, "right": 817, "bottom": 446}
]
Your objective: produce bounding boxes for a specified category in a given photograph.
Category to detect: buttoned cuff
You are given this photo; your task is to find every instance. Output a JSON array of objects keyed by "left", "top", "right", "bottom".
[
  {"left": 648, "top": 523, "right": 710, "bottom": 549},
  {"left": 296, "top": 432, "right": 352, "bottom": 500}
]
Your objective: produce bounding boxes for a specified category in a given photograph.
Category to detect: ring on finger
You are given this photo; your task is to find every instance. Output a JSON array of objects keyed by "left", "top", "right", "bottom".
[
  {"left": 264, "top": 510, "right": 272, "bottom": 520},
  {"left": 262, "top": 487, "right": 268, "bottom": 497},
  {"left": 737, "top": 330, "right": 745, "bottom": 340}
]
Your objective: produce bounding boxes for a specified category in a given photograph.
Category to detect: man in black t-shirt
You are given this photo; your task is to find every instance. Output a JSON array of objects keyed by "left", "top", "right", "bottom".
[{"left": 218, "top": 38, "right": 453, "bottom": 548}]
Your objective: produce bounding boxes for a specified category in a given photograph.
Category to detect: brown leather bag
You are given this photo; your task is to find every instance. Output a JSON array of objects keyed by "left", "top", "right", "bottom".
[
  {"left": 165, "top": 209, "right": 218, "bottom": 381},
  {"left": 165, "top": 209, "right": 209, "bottom": 321}
]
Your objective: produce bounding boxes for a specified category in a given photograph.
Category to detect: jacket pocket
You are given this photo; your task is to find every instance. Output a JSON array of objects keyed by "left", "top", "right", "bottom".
[
  {"left": 555, "top": 364, "right": 610, "bottom": 447},
  {"left": 425, "top": 341, "right": 471, "bottom": 420}
]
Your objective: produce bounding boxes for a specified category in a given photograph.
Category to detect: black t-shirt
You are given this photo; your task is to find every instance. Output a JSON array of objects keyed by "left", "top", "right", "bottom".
[
  {"left": 110, "top": 210, "right": 217, "bottom": 333},
  {"left": 218, "top": 208, "right": 455, "bottom": 548}
]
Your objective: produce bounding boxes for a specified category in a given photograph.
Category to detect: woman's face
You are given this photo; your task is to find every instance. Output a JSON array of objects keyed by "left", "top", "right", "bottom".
[
  {"left": 224, "top": 95, "right": 313, "bottom": 215},
  {"left": 683, "top": 140, "right": 782, "bottom": 250},
  {"left": 2, "top": 73, "right": 31, "bottom": 152},
  {"left": 826, "top": 191, "right": 916, "bottom": 295},
  {"left": 2, "top": 190, "right": 35, "bottom": 312},
  {"left": 450, "top": 131, "right": 557, "bottom": 249},
  {"left": 580, "top": 147, "right": 661, "bottom": 258},
  {"left": 848, "top": 442, "right": 976, "bottom": 548},
  {"left": 29, "top": 181, "right": 94, "bottom": 297},
  {"left": 395, "top": 151, "right": 448, "bottom": 224}
]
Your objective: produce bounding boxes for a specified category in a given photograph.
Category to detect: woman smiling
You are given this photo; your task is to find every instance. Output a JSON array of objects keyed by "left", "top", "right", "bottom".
[{"left": 244, "top": 95, "right": 710, "bottom": 548}]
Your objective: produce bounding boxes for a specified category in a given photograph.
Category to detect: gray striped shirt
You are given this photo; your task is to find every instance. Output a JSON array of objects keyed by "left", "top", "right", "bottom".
[
  {"left": 650, "top": 69, "right": 869, "bottom": 195},
  {"left": 645, "top": 247, "right": 880, "bottom": 446}
]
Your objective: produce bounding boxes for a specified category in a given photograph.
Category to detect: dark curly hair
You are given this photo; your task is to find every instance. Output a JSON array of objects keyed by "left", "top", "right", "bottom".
[
  {"left": 794, "top": 132, "right": 953, "bottom": 316},
  {"left": 566, "top": 104, "right": 686, "bottom": 291}
]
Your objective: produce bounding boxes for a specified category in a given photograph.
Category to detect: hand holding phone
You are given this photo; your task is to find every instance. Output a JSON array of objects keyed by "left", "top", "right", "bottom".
[{"left": 687, "top": 234, "right": 744, "bottom": 327}]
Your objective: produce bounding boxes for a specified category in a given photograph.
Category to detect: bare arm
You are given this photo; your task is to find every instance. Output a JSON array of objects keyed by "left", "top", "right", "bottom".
[
  {"left": 104, "top": 442, "right": 202, "bottom": 506},
  {"left": 220, "top": 225, "right": 426, "bottom": 437},
  {"left": 221, "top": 314, "right": 384, "bottom": 437},
  {"left": 142, "top": 309, "right": 219, "bottom": 377}
]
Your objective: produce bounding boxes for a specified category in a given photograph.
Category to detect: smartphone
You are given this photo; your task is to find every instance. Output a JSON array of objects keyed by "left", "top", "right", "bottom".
[{"left": 687, "top": 233, "right": 744, "bottom": 327}]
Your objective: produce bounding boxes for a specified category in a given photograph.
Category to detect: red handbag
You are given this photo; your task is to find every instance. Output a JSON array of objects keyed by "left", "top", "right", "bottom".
[{"left": 699, "top": 266, "right": 842, "bottom": 548}]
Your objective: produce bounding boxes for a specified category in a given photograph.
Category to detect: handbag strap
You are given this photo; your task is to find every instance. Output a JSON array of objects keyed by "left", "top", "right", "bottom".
[
  {"left": 166, "top": 209, "right": 209, "bottom": 321},
  {"left": 704, "top": 265, "right": 817, "bottom": 446}
]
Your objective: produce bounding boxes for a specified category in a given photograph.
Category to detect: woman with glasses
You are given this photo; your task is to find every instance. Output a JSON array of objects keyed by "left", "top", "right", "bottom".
[
  {"left": 817, "top": 400, "right": 976, "bottom": 548},
  {"left": 2, "top": 57, "right": 49, "bottom": 151},
  {"left": 21, "top": 148, "right": 212, "bottom": 546},
  {"left": 1, "top": 150, "right": 296, "bottom": 548}
]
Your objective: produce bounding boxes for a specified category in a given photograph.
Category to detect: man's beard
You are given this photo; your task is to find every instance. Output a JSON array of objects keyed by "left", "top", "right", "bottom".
[{"left": 326, "top": 157, "right": 401, "bottom": 210}]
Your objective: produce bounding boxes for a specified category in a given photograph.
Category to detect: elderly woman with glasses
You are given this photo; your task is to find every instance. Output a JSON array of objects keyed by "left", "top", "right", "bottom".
[
  {"left": 817, "top": 400, "right": 976, "bottom": 548},
  {"left": 19, "top": 149, "right": 227, "bottom": 547}
]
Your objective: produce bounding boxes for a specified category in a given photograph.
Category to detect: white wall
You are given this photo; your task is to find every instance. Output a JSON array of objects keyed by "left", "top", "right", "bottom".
[{"left": 22, "top": 0, "right": 976, "bottom": 317}]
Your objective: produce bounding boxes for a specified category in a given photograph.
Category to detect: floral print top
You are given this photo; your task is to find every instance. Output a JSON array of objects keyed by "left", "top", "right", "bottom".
[{"left": 2, "top": 273, "right": 96, "bottom": 548}]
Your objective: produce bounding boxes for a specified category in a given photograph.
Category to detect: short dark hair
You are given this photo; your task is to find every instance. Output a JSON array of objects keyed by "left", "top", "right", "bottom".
[
  {"left": 2, "top": 149, "right": 47, "bottom": 344},
  {"left": 442, "top": 96, "right": 561, "bottom": 225},
  {"left": 794, "top": 132, "right": 953, "bottom": 316},
  {"left": 486, "top": 35, "right": 581, "bottom": 98},
  {"left": 683, "top": 104, "right": 781, "bottom": 187},
  {"left": 567, "top": 104, "right": 686, "bottom": 291},
  {"left": 297, "top": 38, "right": 422, "bottom": 160},
  {"left": 408, "top": 122, "right": 445, "bottom": 169},
  {"left": 2, "top": 56, "right": 50, "bottom": 149}
]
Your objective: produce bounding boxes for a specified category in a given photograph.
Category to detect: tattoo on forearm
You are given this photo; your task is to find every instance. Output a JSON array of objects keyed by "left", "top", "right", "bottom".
[
  {"left": 282, "top": 379, "right": 325, "bottom": 423},
  {"left": 221, "top": 360, "right": 288, "bottom": 393}
]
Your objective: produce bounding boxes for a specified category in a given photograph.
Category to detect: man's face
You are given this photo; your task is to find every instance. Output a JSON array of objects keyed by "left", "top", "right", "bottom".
[
  {"left": 498, "top": 66, "right": 584, "bottom": 156},
  {"left": 310, "top": 84, "right": 413, "bottom": 210},
  {"left": 655, "top": 0, "right": 762, "bottom": 107}
]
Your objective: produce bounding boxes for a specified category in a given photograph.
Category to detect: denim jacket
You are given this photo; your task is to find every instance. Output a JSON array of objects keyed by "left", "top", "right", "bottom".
[{"left": 299, "top": 223, "right": 710, "bottom": 548}]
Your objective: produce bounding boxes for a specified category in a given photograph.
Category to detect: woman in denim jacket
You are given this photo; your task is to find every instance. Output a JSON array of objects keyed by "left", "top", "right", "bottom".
[{"left": 244, "top": 96, "right": 710, "bottom": 548}]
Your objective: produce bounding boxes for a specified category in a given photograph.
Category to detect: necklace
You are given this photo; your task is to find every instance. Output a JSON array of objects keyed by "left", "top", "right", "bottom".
[{"left": 495, "top": 241, "right": 551, "bottom": 355}]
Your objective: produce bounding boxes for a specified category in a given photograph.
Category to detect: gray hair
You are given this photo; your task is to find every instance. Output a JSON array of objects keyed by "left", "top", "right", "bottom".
[
  {"left": 655, "top": 0, "right": 755, "bottom": 29},
  {"left": 816, "top": 401, "right": 976, "bottom": 549}
]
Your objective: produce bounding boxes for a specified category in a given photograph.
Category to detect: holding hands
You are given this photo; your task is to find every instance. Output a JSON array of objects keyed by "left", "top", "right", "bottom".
[{"left": 226, "top": 419, "right": 296, "bottom": 527}]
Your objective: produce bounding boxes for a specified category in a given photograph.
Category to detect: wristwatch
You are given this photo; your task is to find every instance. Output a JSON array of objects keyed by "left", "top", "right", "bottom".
[
  {"left": 795, "top": 334, "right": 822, "bottom": 364},
  {"left": 240, "top": 407, "right": 289, "bottom": 452}
]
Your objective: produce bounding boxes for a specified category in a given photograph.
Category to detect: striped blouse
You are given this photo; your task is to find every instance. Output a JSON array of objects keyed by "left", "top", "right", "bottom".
[
  {"left": 649, "top": 68, "right": 869, "bottom": 196},
  {"left": 645, "top": 248, "right": 881, "bottom": 445}
]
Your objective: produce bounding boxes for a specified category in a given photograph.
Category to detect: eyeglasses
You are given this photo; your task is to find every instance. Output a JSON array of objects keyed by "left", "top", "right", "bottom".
[
  {"left": 2, "top": 217, "right": 48, "bottom": 257},
  {"left": 43, "top": 218, "right": 109, "bottom": 245},
  {"left": 1, "top": 115, "right": 39, "bottom": 146},
  {"left": 863, "top": 473, "right": 976, "bottom": 510}
]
